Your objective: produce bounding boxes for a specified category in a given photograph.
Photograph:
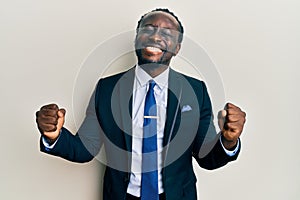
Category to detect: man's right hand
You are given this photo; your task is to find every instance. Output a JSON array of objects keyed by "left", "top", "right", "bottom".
[{"left": 36, "top": 104, "right": 66, "bottom": 143}]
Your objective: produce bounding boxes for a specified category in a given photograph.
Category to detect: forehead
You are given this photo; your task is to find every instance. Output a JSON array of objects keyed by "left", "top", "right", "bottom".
[{"left": 139, "top": 11, "right": 179, "bottom": 30}]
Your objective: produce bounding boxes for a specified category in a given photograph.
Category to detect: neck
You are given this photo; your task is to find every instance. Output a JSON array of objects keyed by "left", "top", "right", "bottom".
[{"left": 139, "top": 63, "right": 168, "bottom": 78}]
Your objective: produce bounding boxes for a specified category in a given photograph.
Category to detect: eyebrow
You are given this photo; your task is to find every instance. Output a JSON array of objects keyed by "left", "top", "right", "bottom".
[{"left": 142, "top": 24, "right": 173, "bottom": 30}]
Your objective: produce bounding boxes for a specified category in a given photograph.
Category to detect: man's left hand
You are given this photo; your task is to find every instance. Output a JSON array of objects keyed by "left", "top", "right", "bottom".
[{"left": 218, "top": 103, "right": 246, "bottom": 150}]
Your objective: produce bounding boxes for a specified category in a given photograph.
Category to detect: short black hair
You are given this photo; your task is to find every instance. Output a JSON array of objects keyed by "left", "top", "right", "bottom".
[{"left": 136, "top": 8, "right": 184, "bottom": 43}]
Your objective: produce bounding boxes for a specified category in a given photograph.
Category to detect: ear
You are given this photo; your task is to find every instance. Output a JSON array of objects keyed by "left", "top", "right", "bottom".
[{"left": 173, "top": 43, "right": 181, "bottom": 56}]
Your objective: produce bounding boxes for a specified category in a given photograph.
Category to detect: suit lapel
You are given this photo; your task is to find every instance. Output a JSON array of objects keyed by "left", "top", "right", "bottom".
[
  {"left": 163, "top": 69, "right": 182, "bottom": 147},
  {"left": 118, "top": 67, "right": 135, "bottom": 152}
]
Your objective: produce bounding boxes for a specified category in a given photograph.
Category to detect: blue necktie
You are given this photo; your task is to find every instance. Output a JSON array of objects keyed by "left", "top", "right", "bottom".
[{"left": 141, "top": 81, "right": 159, "bottom": 200}]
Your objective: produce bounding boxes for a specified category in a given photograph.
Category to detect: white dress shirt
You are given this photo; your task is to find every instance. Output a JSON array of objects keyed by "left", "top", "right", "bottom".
[{"left": 127, "top": 65, "right": 169, "bottom": 196}]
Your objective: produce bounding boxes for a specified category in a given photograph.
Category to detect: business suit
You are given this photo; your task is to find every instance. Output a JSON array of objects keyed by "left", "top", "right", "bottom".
[{"left": 40, "top": 67, "right": 240, "bottom": 200}]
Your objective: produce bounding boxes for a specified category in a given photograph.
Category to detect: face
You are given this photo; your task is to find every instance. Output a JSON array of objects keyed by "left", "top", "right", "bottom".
[{"left": 135, "top": 11, "right": 181, "bottom": 66}]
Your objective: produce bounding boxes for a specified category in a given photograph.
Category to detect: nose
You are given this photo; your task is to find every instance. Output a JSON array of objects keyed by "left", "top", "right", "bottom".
[{"left": 149, "top": 29, "right": 162, "bottom": 43}]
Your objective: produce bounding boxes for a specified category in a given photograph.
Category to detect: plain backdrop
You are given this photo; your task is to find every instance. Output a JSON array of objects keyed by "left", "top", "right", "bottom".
[{"left": 1, "top": 0, "right": 299, "bottom": 199}]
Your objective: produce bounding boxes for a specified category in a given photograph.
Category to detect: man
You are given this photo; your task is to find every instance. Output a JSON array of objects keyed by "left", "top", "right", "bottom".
[{"left": 36, "top": 8, "right": 246, "bottom": 200}]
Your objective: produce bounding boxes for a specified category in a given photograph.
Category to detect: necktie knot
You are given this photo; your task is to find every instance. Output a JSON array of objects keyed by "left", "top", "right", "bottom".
[{"left": 149, "top": 80, "right": 156, "bottom": 91}]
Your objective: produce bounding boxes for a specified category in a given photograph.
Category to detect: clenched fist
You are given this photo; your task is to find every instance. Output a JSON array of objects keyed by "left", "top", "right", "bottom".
[
  {"left": 36, "top": 104, "right": 66, "bottom": 143},
  {"left": 218, "top": 103, "right": 246, "bottom": 150}
]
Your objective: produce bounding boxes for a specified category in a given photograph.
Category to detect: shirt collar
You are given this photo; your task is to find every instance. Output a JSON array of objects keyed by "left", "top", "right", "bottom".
[{"left": 135, "top": 64, "right": 169, "bottom": 90}]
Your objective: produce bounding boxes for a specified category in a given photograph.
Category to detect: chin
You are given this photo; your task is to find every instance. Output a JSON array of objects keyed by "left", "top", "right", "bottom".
[
  {"left": 136, "top": 49, "right": 167, "bottom": 66},
  {"left": 139, "top": 58, "right": 159, "bottom": 65}
]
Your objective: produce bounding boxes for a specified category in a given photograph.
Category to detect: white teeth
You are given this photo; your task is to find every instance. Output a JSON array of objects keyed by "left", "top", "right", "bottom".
[{"left": 145, "top": 46, "right": 162, "bottom": 53}]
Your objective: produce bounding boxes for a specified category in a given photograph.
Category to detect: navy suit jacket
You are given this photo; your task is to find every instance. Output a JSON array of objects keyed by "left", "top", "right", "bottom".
[{"left": 40, "top": 67, "right": 240, "bottom": 200}]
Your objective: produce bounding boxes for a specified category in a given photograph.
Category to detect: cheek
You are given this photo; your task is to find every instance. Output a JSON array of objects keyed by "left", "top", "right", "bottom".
[
  {"left": 136, "top": 34, "right": 147, "bottom": 42},
  {"left": 166, "top": 43, "right": 177, "bottom": 54},
  {"left": 135, "top": 35, "right": 147, "bottom": 48},
  {"left": 134, "top": 36, "right": 140, "bottom": 44}
]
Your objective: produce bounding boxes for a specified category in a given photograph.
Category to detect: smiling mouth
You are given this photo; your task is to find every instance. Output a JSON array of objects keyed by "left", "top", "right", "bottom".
[
  {"left": 145, "top": 46, "right": 163, "bottom": 53},
  {"left": 143, "top": 46, "right": 164, "bottom": 56}
]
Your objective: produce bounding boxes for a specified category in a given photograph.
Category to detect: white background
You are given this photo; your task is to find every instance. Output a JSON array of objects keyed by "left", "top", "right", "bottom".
[{"left": 1, "top": 0, "right": 299, "bottom": 199}]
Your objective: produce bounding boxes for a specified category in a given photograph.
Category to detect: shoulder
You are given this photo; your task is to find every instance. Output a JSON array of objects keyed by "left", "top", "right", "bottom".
[
  {"left": 100, "top": 68, "right": 133, "bottom": 83},
  {"left": 96, "top": 67, "right": 135, "bottom": 88},
  {"left": 170, "top": 68, "right": 207, "bottom": 90}
]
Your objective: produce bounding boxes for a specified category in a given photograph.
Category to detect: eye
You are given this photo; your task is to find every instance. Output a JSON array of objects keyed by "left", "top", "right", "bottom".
[
  {"left": 160, "top": 29, "right": 172, "bottom": 37},
  {"left": 161, "top": 28, "right": 179, "bottom": 40},
  {"left": 139, "top": 26, "right": 155, "bottom": 34}
]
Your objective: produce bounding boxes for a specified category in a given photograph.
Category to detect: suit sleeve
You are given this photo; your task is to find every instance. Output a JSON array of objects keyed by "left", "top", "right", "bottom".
[
  {"left": 192, "top": 82, "right": 240, "bottom": 170},
  {"left": 40, "top": 90, "right": 103, "bottom": 163}
]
